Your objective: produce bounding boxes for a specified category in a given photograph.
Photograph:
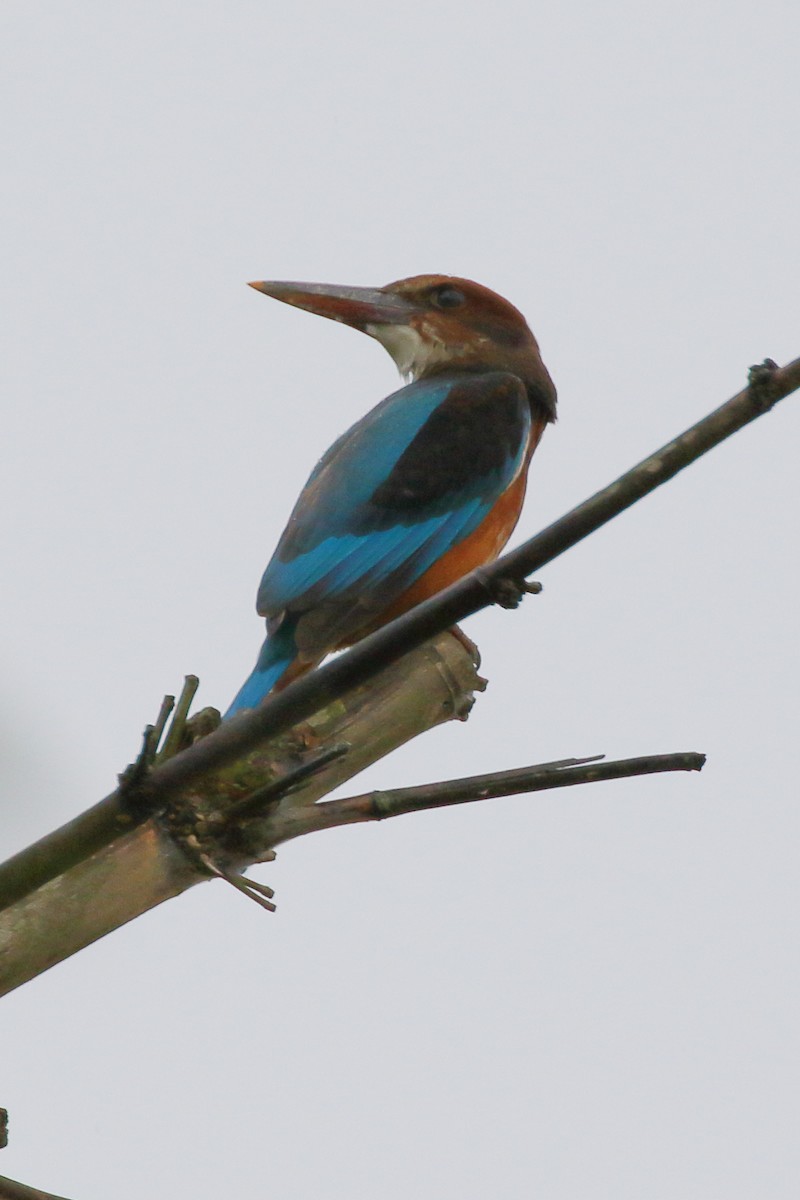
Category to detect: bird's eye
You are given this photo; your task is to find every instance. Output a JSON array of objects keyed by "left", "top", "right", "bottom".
[{"left": 434, "top": 285, "right": 465, "bottom": 309}]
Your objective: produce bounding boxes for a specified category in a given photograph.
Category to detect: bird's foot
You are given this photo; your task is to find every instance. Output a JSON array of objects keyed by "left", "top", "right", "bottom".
[
  {"left": 474, "top": 569, "right": 542, "bottom": 610},
  {"left": 748, "top": 358, "right": 780, "bottom": 412}
]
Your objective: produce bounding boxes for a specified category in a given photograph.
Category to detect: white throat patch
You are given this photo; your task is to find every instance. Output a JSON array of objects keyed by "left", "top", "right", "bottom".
[{"left": 366, "top": 321, "right": 469, "bottom": 382}]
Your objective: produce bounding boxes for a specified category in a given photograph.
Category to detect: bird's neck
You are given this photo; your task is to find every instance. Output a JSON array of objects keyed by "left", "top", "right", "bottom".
[{"left": 373, "top": 328, "right": 556, "bottom": 423}]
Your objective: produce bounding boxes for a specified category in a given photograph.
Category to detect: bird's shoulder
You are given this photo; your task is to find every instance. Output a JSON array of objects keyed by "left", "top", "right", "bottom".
[
  {"left": 256, "top": 371, "right": 530, "bottom": 616},
  {"left": 368, "top": 370, "right": 531, "bottom": 512}
]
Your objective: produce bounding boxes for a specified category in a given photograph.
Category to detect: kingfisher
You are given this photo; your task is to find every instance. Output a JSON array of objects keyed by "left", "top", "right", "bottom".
[{"left": 226, "top": 274, "right": 557, "bottom": 717}]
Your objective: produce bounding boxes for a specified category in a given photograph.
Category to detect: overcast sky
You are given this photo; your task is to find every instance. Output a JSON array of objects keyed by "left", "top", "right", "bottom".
[{"left": 2, "top": 2, "right": 799, "bottom": 1197}]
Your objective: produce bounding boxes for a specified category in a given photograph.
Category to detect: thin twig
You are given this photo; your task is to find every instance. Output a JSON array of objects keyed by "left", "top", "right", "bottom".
[
  {"left": 196, "top": 853, "right": 277, "bottom": 913},
  {"left": 151, "top": 693, "right": 175, "bottom": 757},
  {"left": 117, "top": 725, "right": 158, "bottom": 795},
  {"left": 293, "top": 752, "right": 706, "bottom": 835},
  {"left": 0, "top": 1173, "right": 74, "bottom": 1200},
  {"left": 226, "top": 741, "right": 351, "bottom": 823},
  {"left": 156, "top": 675, "right": 199, "bottom": 764}
]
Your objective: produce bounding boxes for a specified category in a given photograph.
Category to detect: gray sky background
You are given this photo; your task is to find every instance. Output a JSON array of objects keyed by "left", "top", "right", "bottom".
[{"left": 2, "top": 2, "right": 799, "bottom": 1197}]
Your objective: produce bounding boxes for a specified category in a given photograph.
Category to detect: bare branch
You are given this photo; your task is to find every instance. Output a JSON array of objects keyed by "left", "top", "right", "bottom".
[
  {"left": 125, "top": 354, "right": 797, "bottom": 800},
  {"left": 266, "top": 753, "right": 707, "bottom": 842},
  {"left": 0, "top": 1174, "right": 74, "bottom": 1200},
  {"left": 0, "top": 635, "right": 483, "bottom": 995},
  {"left": 0, "top": 356, "right": 796, "bottom": 911}
]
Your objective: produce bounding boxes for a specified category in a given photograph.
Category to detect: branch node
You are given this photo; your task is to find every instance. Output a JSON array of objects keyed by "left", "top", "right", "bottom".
[
  {"left": 117, "top": 680, "right": 207, "bottom": 817},
  {"left": 370, "top": 790, "right": 394, "bottom": 818},
  {"left": 228, "top": 741, "right": 351, "bottom": 824},
  {"left": 117, "top": 726, "right": 157, "bottom": 801}
]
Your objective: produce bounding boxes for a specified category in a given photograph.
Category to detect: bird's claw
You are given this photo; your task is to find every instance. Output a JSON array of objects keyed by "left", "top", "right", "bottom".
[
  {"left": 475, "top": 570, "right": 542, "bottom": 610},
  {"left": 748, "top": 358, "right": 780, "bottom": 412}
]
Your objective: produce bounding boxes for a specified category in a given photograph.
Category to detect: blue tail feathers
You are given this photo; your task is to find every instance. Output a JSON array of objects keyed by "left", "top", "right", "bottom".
[{"left": 224, "top": 621, "right": 298, "bottom": 718}]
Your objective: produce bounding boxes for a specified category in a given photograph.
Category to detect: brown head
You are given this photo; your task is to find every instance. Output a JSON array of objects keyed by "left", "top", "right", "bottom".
[{"left": 249, "top": 273, "right": 557, "bottom": 422}]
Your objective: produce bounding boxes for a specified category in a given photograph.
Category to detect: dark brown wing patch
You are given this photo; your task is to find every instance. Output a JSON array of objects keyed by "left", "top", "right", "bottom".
[{"left": 368, "top": 372, "right": 528, "bottom": 514}]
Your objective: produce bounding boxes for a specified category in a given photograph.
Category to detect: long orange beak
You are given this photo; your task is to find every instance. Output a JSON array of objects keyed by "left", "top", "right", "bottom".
[{"left": 247, "top": 280, "right": 418, "bottom": 329}]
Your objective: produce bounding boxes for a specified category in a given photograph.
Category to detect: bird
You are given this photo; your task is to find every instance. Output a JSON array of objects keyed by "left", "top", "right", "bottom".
[{"left": 225, "top": 274, "right": 557, "bottom": 717}]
